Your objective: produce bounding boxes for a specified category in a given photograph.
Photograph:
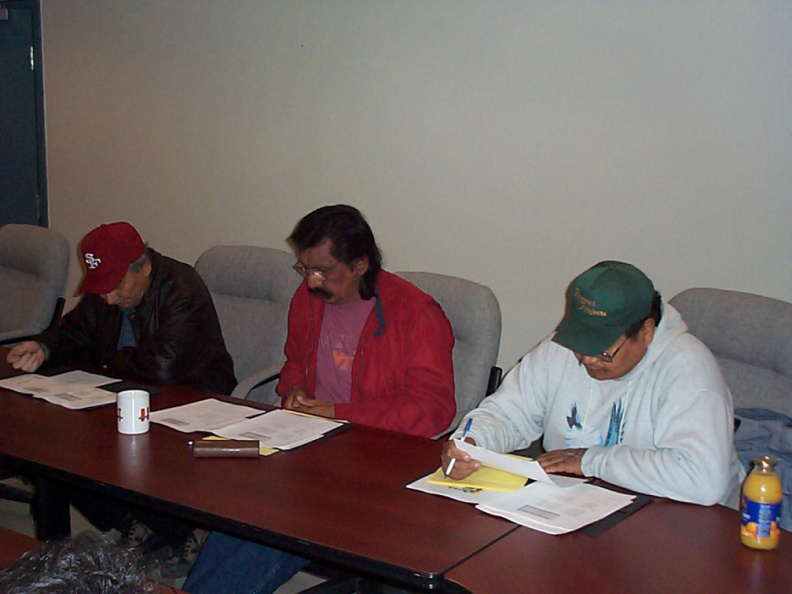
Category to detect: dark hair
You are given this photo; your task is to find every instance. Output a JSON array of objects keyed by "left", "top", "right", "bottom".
[
  {"left": 288, "top": 204, "right": 382, "bottom": 299},
  {"left": 625, "top": 291, "right": 663, "bottom": 339},
  {"left": 0, "top": 532, "right": 158, "bottom": 593}
]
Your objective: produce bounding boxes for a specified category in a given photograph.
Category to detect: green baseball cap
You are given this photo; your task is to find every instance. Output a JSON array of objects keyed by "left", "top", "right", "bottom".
[{"left": 552, "top": 261, "right": 655, "bottom": 356}]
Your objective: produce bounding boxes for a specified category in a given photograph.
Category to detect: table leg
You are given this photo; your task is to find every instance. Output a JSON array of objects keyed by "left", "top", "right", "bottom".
[{"left": 31, "top": 477, "right": 70, "bottom": 540}]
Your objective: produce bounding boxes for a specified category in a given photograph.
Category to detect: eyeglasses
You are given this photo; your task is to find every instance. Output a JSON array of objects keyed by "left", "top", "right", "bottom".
[
  {"left": 292, "top": 261, "right": 337, "bottom": 282},
  {"left": 595, "top": 336, "right": 629, "bottom": 363}
]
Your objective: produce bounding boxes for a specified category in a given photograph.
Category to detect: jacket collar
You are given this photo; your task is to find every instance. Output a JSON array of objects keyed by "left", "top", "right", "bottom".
[{"left": 134, "top": 249, "right": 162, "bottom": 315}]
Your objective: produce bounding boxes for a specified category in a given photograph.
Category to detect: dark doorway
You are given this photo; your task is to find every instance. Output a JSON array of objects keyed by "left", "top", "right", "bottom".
[{"left": 0, "top": 0, "right": 46, "bottom": 227}]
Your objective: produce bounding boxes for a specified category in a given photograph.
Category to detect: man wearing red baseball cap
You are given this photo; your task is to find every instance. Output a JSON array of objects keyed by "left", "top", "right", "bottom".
[
  {"left": 7, "top": 221, "right": 236, "bottom": 394},
  {"left": 7, "top": 221, "right": 237, "bottom": 574}
]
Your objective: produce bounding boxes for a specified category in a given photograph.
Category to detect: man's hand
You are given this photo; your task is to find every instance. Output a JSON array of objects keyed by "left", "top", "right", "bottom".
[
  {"left": 283, "top": 387, "right": 335, "bottom": 419},
  {"left": 283, "top": 386, "right": 310, "bottom": 411},
  {"left": 440, "top": 437, "right": 481, "bottom": 480},
  {"left": 537, "top": 448, "right": 587, "bottom": 476},
  {"left": 6, "top": 341, "right": 46, "bottom": 373}
]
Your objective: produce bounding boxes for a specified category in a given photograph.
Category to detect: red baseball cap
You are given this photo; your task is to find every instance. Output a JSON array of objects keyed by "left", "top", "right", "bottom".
[{"left": 77, "top": 222, "right": 145, "bottom": 295}]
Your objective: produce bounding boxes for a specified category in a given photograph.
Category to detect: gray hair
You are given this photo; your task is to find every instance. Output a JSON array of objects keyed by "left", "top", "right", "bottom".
[
  {"left": 128, "top": 246, "right": 152, "bottom": 274},
  {"left": 0, "top": 531, "right": 160, "bottom": 593}
]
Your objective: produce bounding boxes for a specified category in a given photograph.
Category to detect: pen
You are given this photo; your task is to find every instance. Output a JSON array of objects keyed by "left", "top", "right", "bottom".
[{"left": 445, "top": 418, "right": 472, "bottom": 477}]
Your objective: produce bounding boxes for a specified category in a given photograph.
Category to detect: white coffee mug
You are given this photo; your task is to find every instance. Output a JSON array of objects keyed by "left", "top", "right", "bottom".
[{"left": 117, "top": 390, "right": 150, "bottom": 435}]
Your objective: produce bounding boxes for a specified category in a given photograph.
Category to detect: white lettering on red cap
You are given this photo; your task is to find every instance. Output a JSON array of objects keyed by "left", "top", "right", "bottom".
[{"left": 85, "top": 253, "right": 102, "bottom": 269}]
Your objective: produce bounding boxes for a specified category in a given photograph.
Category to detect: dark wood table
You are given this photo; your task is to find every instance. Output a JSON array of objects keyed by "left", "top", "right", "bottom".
[
  {"left": 0, "top": 356, "right": 517, "bottom": 591},
  {"left": 4, "top": 353, "right": 790, "bottom": 593},
  {"left": 445, "top": 497, "right": 792, "bottom": 593}
]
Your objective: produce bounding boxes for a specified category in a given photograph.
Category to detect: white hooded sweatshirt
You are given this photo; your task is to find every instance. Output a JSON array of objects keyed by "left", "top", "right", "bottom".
[{"left": 457, "top": 304, "right": 744, "bottom": 505}]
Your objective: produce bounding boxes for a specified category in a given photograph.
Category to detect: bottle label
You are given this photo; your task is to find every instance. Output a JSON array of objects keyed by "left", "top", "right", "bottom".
[{"left": 741, "top": 498, "right": 781, "bottom": 539}]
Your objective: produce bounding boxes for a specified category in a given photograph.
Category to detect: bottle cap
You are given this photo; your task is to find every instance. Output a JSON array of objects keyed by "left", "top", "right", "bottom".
[{"left": 753, "top": 455, "right": 777, "bottom": 469}]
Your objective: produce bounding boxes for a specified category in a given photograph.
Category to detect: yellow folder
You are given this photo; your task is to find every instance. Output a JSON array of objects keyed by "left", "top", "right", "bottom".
[{"left": 427, "top": 460, "right": 528, "bottom": 492}]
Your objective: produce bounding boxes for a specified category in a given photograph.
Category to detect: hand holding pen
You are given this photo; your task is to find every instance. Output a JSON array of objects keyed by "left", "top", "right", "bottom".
[{"left": 442, "top": 418, "right": 480, "bottom": 478}]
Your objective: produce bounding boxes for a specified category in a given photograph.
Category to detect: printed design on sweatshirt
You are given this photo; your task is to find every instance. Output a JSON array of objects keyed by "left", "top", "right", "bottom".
[{"left": 564, "top": 400, "right": 625, "bottom": 448}]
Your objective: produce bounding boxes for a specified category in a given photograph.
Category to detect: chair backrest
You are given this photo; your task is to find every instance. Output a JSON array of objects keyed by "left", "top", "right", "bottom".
[
  {"left": 669, "top": 288, "right": 792, "bottom": 416},
  {"left": 0, "top": 224, "right": 69, "bottom": 342},
  {"left": 396, "top": 271, "right": 502, "bottom": 432},
  {"left": 195, "top": 246, "right": 302, "bottom": 403}
]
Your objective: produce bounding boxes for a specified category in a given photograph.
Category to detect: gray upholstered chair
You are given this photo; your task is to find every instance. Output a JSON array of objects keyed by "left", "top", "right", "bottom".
[
  {"left": 396, "top": 271, "right": 502, "bottom": 437},
  {"left": 195, "top": 245, "right": 302, "bottom": 403},
  {"left": 0, "top": 223, "right": 69, "bottom": 505},
  {"left": 0, "top": 224, "right": 69, "bottom": 345},
  {"left": 670, "top": 288, "right": 792, "bottom": 416}
]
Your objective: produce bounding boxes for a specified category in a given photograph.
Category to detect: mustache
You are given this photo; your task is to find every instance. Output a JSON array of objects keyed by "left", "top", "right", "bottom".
[{"left": 309, "top": 287, "right": 333, "bottom": 300}]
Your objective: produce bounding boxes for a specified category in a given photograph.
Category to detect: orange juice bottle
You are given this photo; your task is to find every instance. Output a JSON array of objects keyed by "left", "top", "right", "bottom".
[{"left": 740, "top": 456, "right": 782, "bottom": 550}]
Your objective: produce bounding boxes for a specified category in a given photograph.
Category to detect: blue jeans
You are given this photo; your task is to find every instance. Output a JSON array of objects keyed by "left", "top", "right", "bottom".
[{"left": 184, "top": 532, "right": 309, "bottom": 594}]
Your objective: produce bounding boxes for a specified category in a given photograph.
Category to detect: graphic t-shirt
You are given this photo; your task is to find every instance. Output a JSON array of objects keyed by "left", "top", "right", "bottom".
[{"left": 314, "top": 298, "right": 375, "bottom": 403}]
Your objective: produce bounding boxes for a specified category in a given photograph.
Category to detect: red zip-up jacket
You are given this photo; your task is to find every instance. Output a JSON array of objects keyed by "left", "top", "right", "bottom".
[{"left": 276, "top": 270, "right": 455, "bottom": 437}]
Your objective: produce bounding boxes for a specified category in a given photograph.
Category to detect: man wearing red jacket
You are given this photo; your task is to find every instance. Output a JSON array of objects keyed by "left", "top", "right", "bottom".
[
  {"left": 184, "top": 205, "right": 456, "bottom": 594},
  {"left": 277, "top": 204, "right": 455, "bottom": 437}
]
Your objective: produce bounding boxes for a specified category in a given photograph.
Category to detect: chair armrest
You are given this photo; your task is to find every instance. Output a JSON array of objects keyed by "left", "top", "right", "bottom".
[
  {"left": 230, "top": 361, "right": 285, "bottom": 401},
  {"left": 47, "top": 298, "right": 65, "bottom": 330},
  {"left": 0, "top": 329, "right": 41, "bottom": 346},
  {"left": 486, "top": 366, "right": 503, "bottom": 396}
]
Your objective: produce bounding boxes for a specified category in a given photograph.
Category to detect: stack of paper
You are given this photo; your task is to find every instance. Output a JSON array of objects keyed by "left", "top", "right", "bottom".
[
  {"left": 0, "top": 371, "right": 118, "bottom": 409},
  {"left": 214, "top": 409, "right": 343, "bottom": 450},
  {"left": 477, "top": 481, "right": 635, "bottom": 534},
  {"left": 150, "top": 398, "right": 265, "bottom": 433},
  {"left": 406, "top": 440, "right": 634, "bottom": 533}
]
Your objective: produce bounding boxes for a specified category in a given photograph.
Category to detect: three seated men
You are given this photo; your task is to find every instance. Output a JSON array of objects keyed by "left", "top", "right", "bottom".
[{"left": 5, "top": 215, "right": 743, "bottom": 592}]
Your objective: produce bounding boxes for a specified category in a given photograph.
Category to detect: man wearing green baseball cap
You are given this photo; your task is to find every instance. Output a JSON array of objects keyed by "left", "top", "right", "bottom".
[{"left": 442, "top": 261, "right": 744, "bottom": 506}]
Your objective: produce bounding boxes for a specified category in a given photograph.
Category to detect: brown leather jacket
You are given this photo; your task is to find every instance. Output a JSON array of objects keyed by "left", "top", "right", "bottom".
[{"left": 38, "top": 250, "right": 237, "bottom": 395}]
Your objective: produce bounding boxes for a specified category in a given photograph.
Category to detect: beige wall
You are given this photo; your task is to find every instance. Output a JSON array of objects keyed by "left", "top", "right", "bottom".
[{"left": 40, "top": 1, "right": 792, "bottom": 370}]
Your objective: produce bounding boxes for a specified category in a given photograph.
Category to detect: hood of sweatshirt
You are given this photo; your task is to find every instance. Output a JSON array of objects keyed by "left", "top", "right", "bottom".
[{"left": 606, "top": 302, "right": 688, "bottom": 384}]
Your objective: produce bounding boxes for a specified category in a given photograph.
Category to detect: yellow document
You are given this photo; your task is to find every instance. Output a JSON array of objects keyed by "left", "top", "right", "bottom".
[{"left": 427, "top": 464, "right": 528, "bottom": 492}]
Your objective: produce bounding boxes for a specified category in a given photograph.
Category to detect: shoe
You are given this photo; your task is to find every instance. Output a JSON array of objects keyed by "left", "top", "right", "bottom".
[
  {"left": 159, "top": 528, "right": 208, "bottom": 580},
  {"left": 123, "top": 519, "right": 154, "bottom": 550}
]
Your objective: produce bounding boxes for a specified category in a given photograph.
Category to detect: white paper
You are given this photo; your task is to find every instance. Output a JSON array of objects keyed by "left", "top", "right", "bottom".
[
  {"left": 45, "top": 370, "right": 116, "bottom": 387},
  {"left": 150, "top": 398, "right": 266, "bottom": 433},
  {"left": 0, "top": 373, "right": 59, "bottom": 396},
  {"left": 215, "top": 409, "right": 342, "bottom": 449},
  {"left": 454, "top": 440, "right": 584, "bottom": 488},
  {"left": 40, "top": 386, "right": 118, "bottom": 410},
  {"left": 405, "top": 473, "right": 512, "bottom": 505},
  {"left": 0, "top": 372, "right": 117, "bottom": 409},
  {"left": 477, "top": 481, "right": 634, "bottom": 534}
]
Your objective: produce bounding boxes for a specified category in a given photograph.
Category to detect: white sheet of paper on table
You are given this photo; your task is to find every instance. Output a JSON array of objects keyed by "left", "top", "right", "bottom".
[
  {"left": 150, "top": 398, "right": 266, "bottom": 433},
  {"left": 477, "top": 481, "right": 635, "bottom": 534}
]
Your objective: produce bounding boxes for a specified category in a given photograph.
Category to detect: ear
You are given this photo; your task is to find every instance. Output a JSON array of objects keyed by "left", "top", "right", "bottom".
[
  {"left": 141, "top": 258, "right": 153, "bottom": 277},
  {"left": 353, "top": 256, "right": 369, "bottom": 276},
  {"left": 641, "top": 317, "right": 656, "bottom": 344}
]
